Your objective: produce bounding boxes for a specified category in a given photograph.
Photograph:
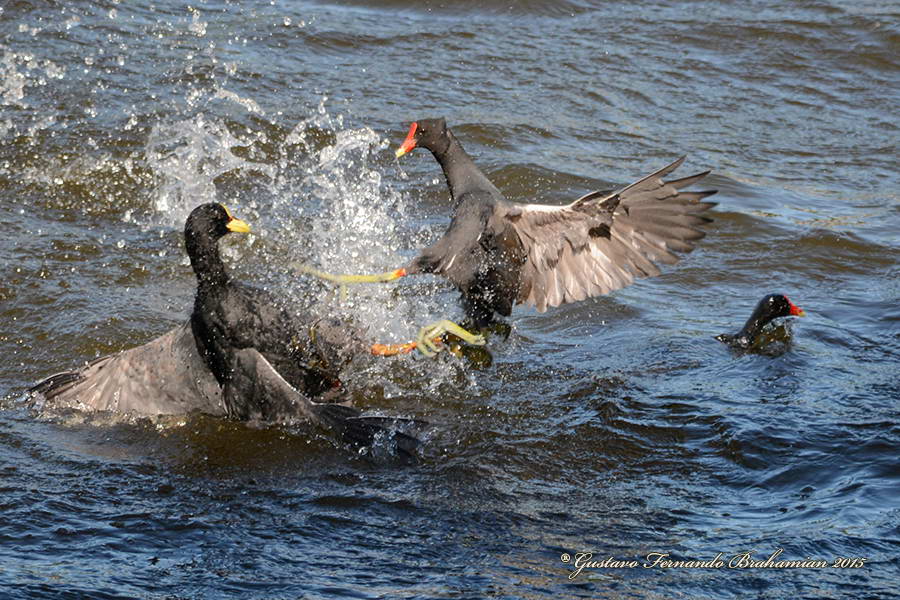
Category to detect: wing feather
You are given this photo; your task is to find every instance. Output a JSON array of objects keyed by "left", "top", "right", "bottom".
[
  {"left": 28, "top": 323, "right": 224, "bottom": 415},
  {"left": 509, "top": 157, "right": 716, "bottom": 311}
]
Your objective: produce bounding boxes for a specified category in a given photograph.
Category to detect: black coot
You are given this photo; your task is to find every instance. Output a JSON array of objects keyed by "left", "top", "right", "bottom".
[{"left": 30, "top": 203, "right": 443, "bottom": 454}]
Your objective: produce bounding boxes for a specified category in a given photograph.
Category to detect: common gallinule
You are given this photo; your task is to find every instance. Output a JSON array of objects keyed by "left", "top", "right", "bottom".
[
  {"left": 302, "top": 118, "right": 716, "bottom": 329},
  {"left": 716, "top": 294, "right": 805, "bottom": 350}
]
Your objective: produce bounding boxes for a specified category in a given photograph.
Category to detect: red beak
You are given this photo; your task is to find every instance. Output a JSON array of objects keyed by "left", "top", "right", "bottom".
[
  {"left": 787, "top": 298, "right": 806, "bottom": 317},
  {"left": 395, "top": 122, "right": 418, "bottom": 158}
]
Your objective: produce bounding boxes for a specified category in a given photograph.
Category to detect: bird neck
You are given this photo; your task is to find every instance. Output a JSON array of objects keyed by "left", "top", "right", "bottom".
[
  {"left": 736, "top": 308, "right": 772, "bottom": 343},
  {"left": 429, "top": 130, "right": 495, "bottom": 204},
  {"left": 186, "top": 233, "right": 229, "bottom": 290}
]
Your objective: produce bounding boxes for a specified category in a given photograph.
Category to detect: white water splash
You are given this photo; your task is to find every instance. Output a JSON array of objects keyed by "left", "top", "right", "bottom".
[
  {"left": 140, "top": 95, "right": 473, "bottom": 393},
  {"left": 144, "top": 114, "right": 275, "bottom": 227},
  {"left": 187, "top": 8, "right": 207, "bottom": 37},
  {"left": 279, "top": 105, "right": 457, "bottom": 339},
  {"left": 212, "top": 88, "right": 264, "bottom": 115},
  {"left": 0, "top": 45, "right": 66, "bottom": 110}
]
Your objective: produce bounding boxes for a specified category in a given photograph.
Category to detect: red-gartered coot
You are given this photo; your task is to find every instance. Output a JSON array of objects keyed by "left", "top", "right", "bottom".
[{"left": 29, "top": 203, "right": 469, "bottom": 454}]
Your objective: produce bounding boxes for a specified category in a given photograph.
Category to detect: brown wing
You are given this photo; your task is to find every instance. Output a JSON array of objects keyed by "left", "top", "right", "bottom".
[
  {"left": 28, "top": 323, "right": 225, "bottom": 415},
  {"left": 504, "top": 156, "right": 716, "bottom": 312}
]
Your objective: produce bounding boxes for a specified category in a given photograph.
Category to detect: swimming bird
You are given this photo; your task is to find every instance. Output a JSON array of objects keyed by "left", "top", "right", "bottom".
[
  {"left": 301, "top": 118, "right": 716, "bottom": 328},
  {"left": 30, "top": 203, "right": 479, "bottom": 451},
  {"left": 715, "top": 294, "right": 805, "bottom": 350}
]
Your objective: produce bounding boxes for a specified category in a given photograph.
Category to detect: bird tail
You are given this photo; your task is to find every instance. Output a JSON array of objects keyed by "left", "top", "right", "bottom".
[{"left": 311, "top": 403, "right": 423, "bottom": 459}]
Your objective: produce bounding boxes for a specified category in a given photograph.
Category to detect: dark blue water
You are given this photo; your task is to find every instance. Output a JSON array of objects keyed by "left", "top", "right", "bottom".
[{"left": 1, "top": 1, "right": 898, "bottom": 598}]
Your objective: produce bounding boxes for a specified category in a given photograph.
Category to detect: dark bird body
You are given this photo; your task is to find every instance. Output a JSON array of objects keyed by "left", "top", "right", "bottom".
[
  {"left": 716, "top": 293, "right": 805, "bottom": 350},
  {"left": 184, "top": 205, "right": 362, "bottom": 421},
  {"left": 30, "top": 204, "right": 416, "bottom": 453},
  {"left": 394, "top": 118, "right": 717, "bottom": 326}
]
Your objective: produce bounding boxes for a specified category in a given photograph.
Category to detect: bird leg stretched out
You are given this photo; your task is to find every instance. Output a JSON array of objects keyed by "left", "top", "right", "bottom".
[
  {"left": 291, "top": 264, "right": 487, "bottom": 355},
  {"left": 292, "top": 262, "right": 407, "bottom": 285},
  {"left": 370, "top": 319, "right": 486, "bottom": 358},
  {"left": 291, "top": 262, "right": 408, "bottom": 304}
]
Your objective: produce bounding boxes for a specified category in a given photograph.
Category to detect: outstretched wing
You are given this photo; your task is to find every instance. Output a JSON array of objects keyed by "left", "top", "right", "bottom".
[
  {"left": 503, "top": 157, "right": 716, "bottom": 312},
  {"left": 226, "top": 347, "right": 420, "bottom": 456},
  {"left": 28, "top": 323, "right": 224, "bottom": 416}
]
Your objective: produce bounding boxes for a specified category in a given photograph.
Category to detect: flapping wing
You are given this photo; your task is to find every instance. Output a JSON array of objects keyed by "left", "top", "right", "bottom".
[
  {"left": 504, "top": 156, "right": 716, "bottom": 312},
  {"left": 226, "top": 348, "right": 420, "bottom": 455},
  {"left": 28, "top": 323, "right": 224, "bottom": 416}
]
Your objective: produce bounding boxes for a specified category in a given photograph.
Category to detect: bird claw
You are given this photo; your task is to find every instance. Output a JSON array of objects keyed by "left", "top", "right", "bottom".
[
  {"left": 415, "top": 319, "right": 486, "bottom": 358},
  {"left": 415, "top": 324, "right": 441, "bottom": 358}
]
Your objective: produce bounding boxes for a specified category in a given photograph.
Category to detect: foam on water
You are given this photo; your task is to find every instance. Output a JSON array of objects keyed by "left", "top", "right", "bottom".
[
  {"left": 137, "top": 86, "right": 474, "bottom": 392},
  {"left": 270, "top": 101, "right": 474, "bottom": 389}
]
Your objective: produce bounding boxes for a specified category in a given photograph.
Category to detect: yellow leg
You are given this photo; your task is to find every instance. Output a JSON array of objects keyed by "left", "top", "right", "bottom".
[
  {"left": 291, "top": 262, "right": 407, "bottom": 285},
  {"left": 370, "top": 320, "right": 486, "bottom": 359},
  {"left": 415, "top": 319, "right": 486, "bottom": 358}
]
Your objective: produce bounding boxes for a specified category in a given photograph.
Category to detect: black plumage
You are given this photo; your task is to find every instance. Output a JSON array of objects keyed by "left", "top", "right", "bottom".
[
  {"left": 185, "top": 204, "right": 351, "bottom": 418},
  {"left": 394, "top": 118, "right": 717, "bottom": 326},
  {"left": 30, "top": 203, "right": 417, "bottom": 454},
  {"left": 716, "top": 293, "right": 805, "bottom": 350}
]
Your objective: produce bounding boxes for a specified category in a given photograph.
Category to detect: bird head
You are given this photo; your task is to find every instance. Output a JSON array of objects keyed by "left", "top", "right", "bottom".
[
  {"left": 758, "top": 294, "right": 806, "bottom": 322},
  {"left": 186, "top": 203, "right": 250, "bottom": 240},
  {"left": 184, "top": 203, "right": 250, "bottom": 284},
  {"left": 395, "top": 117, "right": 448, "bottom": 157}
]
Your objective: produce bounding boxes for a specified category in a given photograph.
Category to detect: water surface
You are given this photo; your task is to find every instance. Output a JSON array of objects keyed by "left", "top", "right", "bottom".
[{"left": 1, "top": 1, "right": 898, "bottom": 598}]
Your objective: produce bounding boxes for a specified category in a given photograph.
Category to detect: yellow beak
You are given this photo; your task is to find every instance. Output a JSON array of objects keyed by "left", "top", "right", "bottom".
[{"left": 227, "top": 217, "right": 251, "bottom": 233}]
